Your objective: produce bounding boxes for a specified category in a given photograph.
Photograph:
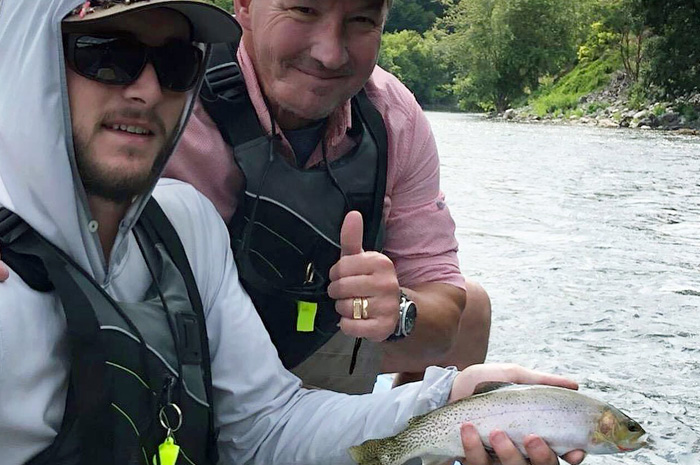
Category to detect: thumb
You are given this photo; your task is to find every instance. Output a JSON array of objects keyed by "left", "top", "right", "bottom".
[{"left": 340, "top": 211, "right": 364, "bottom": 257}]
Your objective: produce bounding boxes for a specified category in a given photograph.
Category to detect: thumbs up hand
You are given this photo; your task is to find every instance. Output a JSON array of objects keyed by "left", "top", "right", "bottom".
[{"left": 327, "top": 211, "right": 401, "bottom": 342}]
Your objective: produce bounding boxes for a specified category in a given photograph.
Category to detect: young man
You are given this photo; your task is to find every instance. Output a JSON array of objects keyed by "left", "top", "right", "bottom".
[
  {"left": 165, "top": 0, "right": 492, "bottom": 395},
  {"left": 0, "top": 1, "right": 584, "bottom": 465}
]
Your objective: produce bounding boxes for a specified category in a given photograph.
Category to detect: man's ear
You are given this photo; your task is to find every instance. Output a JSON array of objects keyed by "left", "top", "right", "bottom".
[{"left": 234, "top": 0, "right": 253, "bottom": 30}]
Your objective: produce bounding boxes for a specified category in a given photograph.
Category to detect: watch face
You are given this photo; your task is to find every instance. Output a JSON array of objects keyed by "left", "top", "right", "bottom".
[{"left": 404, "top": 302, "right": 417, "bottom": 335}]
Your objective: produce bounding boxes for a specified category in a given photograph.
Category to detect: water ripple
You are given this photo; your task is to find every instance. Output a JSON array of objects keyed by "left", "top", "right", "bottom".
[{"left": 431, "top": 112, "right": 700, "bottom": 465}]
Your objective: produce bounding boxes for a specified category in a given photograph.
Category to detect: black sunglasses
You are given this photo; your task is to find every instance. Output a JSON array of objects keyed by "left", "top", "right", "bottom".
[{"left": 63, "top": 33, "right": 204, "bottom": 92}]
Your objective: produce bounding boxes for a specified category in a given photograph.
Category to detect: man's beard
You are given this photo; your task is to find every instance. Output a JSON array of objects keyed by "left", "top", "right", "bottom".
[{"left": 73, "top": 119, "right": 176, "bottom": 204}]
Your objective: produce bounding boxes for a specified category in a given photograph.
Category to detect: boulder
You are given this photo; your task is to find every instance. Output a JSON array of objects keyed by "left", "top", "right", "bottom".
[
  {"left": 504, "top": 109, "right": 516, "bottom": 120},
  {"left": 598, "top": 118, "right": 619, "bottom": 128},
  {"left": 659, "top": 111, "right": 680, "bottom": 128},
  {"left": 633, "top": 110, "right": 650, "bottom": 120}
]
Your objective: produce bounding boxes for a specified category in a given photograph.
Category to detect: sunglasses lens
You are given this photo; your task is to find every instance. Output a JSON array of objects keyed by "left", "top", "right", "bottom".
[
  {"left": 151, "top": 41, "right": 203, "bottom": 92},
  {"left": 72, "top": 36, "right": 145, "bottom": 85}
]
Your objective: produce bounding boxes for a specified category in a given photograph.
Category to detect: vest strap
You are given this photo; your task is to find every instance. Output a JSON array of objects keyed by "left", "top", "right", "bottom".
[
  {"left": 140, "top": 199, "right": 220, "bottom": 464},
  {"left": 200, "top": 41, "right": 263, "bottom": 148}
]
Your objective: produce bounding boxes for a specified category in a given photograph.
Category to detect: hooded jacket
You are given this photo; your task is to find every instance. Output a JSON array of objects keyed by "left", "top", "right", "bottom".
[{"left": 0, "top": 1, "right": 457, "bottom": 464}]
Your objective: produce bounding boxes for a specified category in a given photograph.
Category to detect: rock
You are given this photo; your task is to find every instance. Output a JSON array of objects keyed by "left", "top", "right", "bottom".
[
  {"left": 638, "top": 114, "right": 659, "bottom": 128},
  {"left": 659, "top": 111, "right": 680, "bottom": 127},
  {"left": 640, "top": 125, "right": 652, "bottom": 130},
  {"left": 598, "top": 118, "right": 619, "bottom": 128},
  {"left": 633, "top": 110, "right": 650, "bottom": 120},
  {"left": 503, "top": 109, "right": 516, "bottom": 120}
]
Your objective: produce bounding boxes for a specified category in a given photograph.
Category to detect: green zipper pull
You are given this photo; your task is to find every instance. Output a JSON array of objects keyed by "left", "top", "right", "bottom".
[
  {"left": 154, "top": 402, "right": 183, "bottom": 465},
  {"left": 153, "top": 435, "right": 180, "bottom": 465}
]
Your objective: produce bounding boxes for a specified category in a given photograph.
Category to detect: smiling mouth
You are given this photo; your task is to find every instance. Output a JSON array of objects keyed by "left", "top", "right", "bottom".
[
  {"left": 105, "top": 124, "right": 154, "bottom": 136},
  {"left": 294, "top": 66, "right": 351, "bottom": 81}
]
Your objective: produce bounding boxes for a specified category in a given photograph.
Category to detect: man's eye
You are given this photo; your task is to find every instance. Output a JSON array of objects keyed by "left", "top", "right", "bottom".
[
  {"left": 351, "top": 16, "right": 378, "bottom": 26},
  {"left": 291, "top": 6, "right": 314, "bottom": 15}
]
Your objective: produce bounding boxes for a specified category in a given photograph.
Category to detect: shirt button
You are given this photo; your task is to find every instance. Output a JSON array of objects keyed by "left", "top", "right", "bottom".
[{"left": 88, "top": 220, "right": 99, "bottom": 233}]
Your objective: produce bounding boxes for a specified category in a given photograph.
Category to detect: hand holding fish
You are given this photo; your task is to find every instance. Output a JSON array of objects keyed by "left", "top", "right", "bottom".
[
  {"left": 452, "top": 364, "right": 585, "bottom": 465},
  {"left": 350, "top": 363, "right": 646, "bottom": 465},
  {"left": 448, "top": 363, "right": 579, "bottom": 403}
]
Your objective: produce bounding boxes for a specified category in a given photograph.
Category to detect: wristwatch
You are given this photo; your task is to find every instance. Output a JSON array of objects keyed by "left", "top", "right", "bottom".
[{"left": 386, "top": 291, "right": 417, "bottom": 341}]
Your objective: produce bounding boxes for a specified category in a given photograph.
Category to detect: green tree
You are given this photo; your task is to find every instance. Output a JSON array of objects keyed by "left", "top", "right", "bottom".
[
  {"left": 385, "top": 0, "right": 447, "bottom": 33},
  {"left": 379, "top": 30, "right": 451, "bottom": 104},
  {"left": 641, "top": 0, "right": 700, "bottom": 97},
  {"left": 439, "top": 0, "right": 579, "bottom": 111},
  {"left": 598, "top": 0, "right": 648, "bottom": 82}
]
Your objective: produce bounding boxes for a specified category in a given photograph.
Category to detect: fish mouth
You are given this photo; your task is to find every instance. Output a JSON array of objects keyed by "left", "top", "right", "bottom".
[{"left": 617, "top": 433, "right": 650, "bottom": 452}]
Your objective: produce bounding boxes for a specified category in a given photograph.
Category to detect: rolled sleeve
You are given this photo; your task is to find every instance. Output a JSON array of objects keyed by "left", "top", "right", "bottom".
[{"left": 381, "top": 94, "right": 465, "bottom": 290}]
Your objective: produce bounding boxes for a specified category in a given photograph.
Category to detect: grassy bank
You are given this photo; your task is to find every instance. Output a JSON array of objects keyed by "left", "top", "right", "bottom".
[{"left": 526, "top": 53, "right": 622, "bottom": 117}]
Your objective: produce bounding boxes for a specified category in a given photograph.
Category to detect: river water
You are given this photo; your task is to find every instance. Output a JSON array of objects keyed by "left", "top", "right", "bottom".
[{"left": 430, "top": 112, "right": 700, "bottom": 465}]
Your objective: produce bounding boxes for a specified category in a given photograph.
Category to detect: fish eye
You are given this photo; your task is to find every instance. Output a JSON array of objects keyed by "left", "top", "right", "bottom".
[{"left": 627, "top": 420, "right": 642, "bottom": 432}]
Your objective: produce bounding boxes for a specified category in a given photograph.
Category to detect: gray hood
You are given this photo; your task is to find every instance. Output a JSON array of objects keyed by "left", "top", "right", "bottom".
[{"left": 0, "top": 0, "right": 202, "bottom": 281}]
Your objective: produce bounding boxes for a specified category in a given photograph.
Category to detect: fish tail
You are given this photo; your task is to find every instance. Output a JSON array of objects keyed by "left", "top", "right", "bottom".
[{"left": 348, "top": 438, "right": 387, "bottom": 465}]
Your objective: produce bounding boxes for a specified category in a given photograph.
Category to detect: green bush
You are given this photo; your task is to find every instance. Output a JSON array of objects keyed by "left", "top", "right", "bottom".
[
  {"left": 627, "top": 81, "right": 649, "bottom": 110},
  {"left": 677, "top": 103, "right": 699, "bottom": 122},
  {"left": 529, "top": 52, "right": 621, "bottom": 117}
]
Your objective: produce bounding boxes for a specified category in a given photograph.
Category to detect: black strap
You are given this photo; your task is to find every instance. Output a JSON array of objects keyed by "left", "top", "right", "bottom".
[
  {"left": 42, "top": 247, "right": 113, "bottom": 465},
  {"left": 0, "top": 208, "right": 52, "bottom": 291},
  {"left": 354, "top": 89, "right": 388, "bottom": 253},
  {"left": 200, "top": 41, "right": 263, "bottom": 148},
  {"left": 0, "top": 207, "right": 112, "bottom": 464},
  {"left": 140, "top": 198, "right": 219, "bottom": 464}
]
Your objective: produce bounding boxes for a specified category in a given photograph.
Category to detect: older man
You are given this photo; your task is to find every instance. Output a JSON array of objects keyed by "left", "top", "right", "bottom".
[
  {"left": 0, "top": 1, "right": 583, "bottom": 465},
  {"left": 165, "top": 0, "right": 492, "bottom": 395}
]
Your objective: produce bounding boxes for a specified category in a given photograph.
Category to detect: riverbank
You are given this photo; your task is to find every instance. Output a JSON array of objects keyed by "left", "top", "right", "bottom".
[{"left": 495, "top": 72, "right": 700, "bottom": 135}]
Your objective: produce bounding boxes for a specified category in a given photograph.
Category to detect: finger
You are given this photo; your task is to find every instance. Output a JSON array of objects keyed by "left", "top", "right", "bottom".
[
  {"left": 0, "top": 253, "right": 9, "bottom": 282},
  {"left": 335, "top": 296, "right": 367, "bottom": 320},
  {"left": 340, "top": 211, "right": 364, "bottom": 257},
  {"left": 523, "top": 435, "right": 559, "bottom": 465},
  {"left": 561, "top": 450, "right": 586, "bottom": 465},
  {"left": 460, "top": 423, "right": 491, "bottom": 465},
  {"left": 328, "top": 250, "right": 393, "bottom": 282},
  {"left": 338, "top": 316, "right": 390, "bottom": 341},
  {"left": 328, "top": 273, "right": 387, "bottom": 300},
  {"left": 489, "top": 430, "right": 528, "bottom": 465},
  {"left": 495, "top": 365, "right": 579, "bottom": 391},
  {"left": 518, "top": 371, "right": 578, "bottom": 391}
]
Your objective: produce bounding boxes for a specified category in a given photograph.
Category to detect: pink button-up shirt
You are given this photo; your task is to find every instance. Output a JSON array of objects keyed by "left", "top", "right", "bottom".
[{"left": 165, "top": 46, "right": 464, "bottom": 290}]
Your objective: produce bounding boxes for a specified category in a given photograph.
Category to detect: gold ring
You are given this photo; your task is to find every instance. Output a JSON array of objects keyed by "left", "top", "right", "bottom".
[
  {"left": 361, "top": 298, "right": 369, "bottom": 319},
  {"left": 352, "top": 297, "right": 363, "bottom": 320}
]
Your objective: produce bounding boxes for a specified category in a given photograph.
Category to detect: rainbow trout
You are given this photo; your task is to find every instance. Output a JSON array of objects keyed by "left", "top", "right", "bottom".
[{"left": 349, "top": 383, "right": 646, "bottom": 465}]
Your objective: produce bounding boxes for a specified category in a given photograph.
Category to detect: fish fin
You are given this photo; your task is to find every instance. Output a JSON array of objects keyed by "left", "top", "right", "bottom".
[
  {"left": 473, "top": 381, "right": 516, "bottom": 395},
  {"left": 421, "top": 455, "right": 457, "bottom": 465}
]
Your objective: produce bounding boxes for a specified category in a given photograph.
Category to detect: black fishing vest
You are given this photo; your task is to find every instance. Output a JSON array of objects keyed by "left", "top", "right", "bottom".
[
  {"left": 200, "top": 43, "right": 388, "bottom": 370},
  {"left": 0, "top": 200, "right": 218, "bottom": 465}
]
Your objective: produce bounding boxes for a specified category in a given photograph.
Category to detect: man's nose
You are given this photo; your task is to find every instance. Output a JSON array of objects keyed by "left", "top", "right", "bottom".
[
  {"left": 123, "top": 62, "right": 164, "bottom": 105},
  {"left": 309, "top": 19, "right": 350, "bottom": 71}
]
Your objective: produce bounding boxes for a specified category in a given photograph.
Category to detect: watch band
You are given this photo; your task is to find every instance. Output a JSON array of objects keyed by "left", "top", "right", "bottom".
[{"left": 386, "top": 291, "right": 415, "bottom": 341}]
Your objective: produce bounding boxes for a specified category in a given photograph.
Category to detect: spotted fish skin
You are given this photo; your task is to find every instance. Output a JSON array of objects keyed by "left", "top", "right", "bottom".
[{"left": 348, "top": 384, "right": 646, "bottom": 465}]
